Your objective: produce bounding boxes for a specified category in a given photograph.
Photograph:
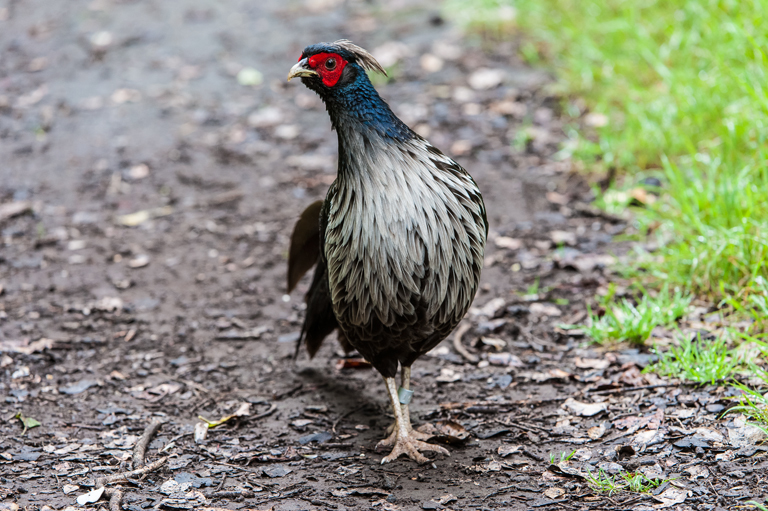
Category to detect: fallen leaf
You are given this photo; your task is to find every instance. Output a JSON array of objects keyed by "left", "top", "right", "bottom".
[
  {"left": 683, "top": 464, "right": 710, "bottom": 480},
  {"left": 128, "top": 163, "right": 150, "bottom": 180},
  {"left": 14, "top": 413, "right": 41, "bottom": 435},
  {"left": 529, "top": 302, "right": 562, "bottom": 317},
  {"left": 417, "top": 420, "right": 469, "bottom": 444},
  {"left": 588, "top": 424, "right": 606, "bottom": 440},
  {"left": 59, "top": 379, "right": 98, "bottom": 395},
  {"left": 548, "top": 462, "right": 586, "bottom": 479},
  {"left": 572, "top": 448, "right": 593, "bottom": 461},
  {"left": 0, "top": 338, "right": 54, "bottom": 355},
  {"left": 632, "top": 429, "right": 664, "bottom": 449},
  {"left": 545, "top": 191, "right": 570, "bottom": 205},
  {"left": 480, "top": 336, "right": 506, "bottom": 350},
  {"left": 111, "top": 88, "right": 141, "bottom": 104},
  {"left": 544, "top": 487, "right": 565, "bottom": 499},
  {"left": 652, "top": 487, "right": 688, "bottom": 508},
  {"left": 158, "top": 490, "right": 206, "bottom": 509},
  {"left": 468, "top": 68, "right": 505, "bottom": 90},
  {"left": 497, "top": 444, "right": 521, "bottom": 457},
  {"left": 562, "top": 398, "right": 608, "bottom": 417},
  {"left": 727, "top": 414, "right": 767, "bottom": 447},
  {"left": 437, "top": 494, "right": 457, "bottom": 505},
  {"left": 128, "top": 254, "right": 150, "bottom": 268},
  {"left": 62, "top": 484, "right": 79, "bottom": 494},
  {"left": 641, "top": 463, "right": 664, "bottom": 480},
  {"left": 436, "top": 367, "right": 462, "bottom": 383},
  {"left": 494, "top": 236, "right": 522, "bottom": 250},
  {"left": 263, "top": 465, "right": 291, "bottom": 478},
  {"left": 115, "top": 206, "right": 173, "bottom": 227},
  {"left": 550, "top": 230, "right": 576, "bottom": 246},
  {"left": 77, "top": 487, "right": 105, "bottom": 506},
  {"left": 233, "top": 402, "right": 251, "bottom": 416},
  {"left": 475, "top": 297, "right": 506, "bottom": 317},
  {"left": 584, "top": 112, "right": 609, "bottom": 127},
  {"left": 629, "top": 187, "right": 656, "bottom": 205},
  {"left": 194, "top": 422, "right": 208, "bottom": 443},
  {"left": 574, "top": 357, "right": 610, "bottom": 370},
  {"left": 237, "top": 67, "right": 264, "bottom": 86},
  {"left": 487, "top": 352, "right": 524, "bottom": 367},
  {"left": 0, "top": 201, "right": 32, "bottom": 223}
]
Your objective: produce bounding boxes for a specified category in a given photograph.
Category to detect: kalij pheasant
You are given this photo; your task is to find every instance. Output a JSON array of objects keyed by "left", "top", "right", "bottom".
[{"left": 287, "top": 40, "right": 487, "bottom": 463}]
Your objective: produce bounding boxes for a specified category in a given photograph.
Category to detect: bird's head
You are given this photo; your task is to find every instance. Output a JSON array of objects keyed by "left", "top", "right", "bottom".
[{"left": 287, "top": 40, "right": 387, "bottom": 98}]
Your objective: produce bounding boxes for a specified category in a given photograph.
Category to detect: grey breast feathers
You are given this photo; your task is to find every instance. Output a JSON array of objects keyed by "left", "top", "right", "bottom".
[{"left": 323, "top": 132, "right": 487, "bottom": 341}]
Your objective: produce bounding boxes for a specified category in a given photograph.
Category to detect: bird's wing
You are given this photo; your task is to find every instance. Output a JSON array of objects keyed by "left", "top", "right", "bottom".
[
  {"left": 287, "top": 200, "right": 324, "bottom": 293},
  {"left": 294, "top": 196, "right": 345, "bottom": 359},
  {"left": 296, "top": 256, "right": 340, "bottom": 359}
]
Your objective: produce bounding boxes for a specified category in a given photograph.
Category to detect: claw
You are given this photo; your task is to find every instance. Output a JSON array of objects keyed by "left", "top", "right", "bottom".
[
  {"left": 378, "top": 415, "right": 433, "bottom": 449},
  {"left": 379, "top": 376, "right": 450, "bottom": 464},
  {"left": 380, "top": 434, "right": 449, "bottom": 464}
]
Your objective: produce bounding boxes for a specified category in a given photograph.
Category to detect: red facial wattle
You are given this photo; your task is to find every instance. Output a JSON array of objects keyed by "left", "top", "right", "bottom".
[{"left": 307, "top": 52, "right": 347, "bottom": 87}]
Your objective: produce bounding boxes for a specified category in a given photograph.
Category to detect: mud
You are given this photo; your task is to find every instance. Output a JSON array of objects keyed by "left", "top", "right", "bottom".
[{"left": 1, "top": 1, "right": 765, "bottom": 510}]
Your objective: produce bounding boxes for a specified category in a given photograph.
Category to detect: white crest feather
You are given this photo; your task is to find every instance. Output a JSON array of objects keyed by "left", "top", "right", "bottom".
[{"left": 332, "top": 39, "right": 388, "bottom": 77}]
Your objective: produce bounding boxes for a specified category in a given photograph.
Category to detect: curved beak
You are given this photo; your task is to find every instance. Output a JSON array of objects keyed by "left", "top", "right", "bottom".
[{"left": 287, "top": 58, "right": 318, "bottom": 81}]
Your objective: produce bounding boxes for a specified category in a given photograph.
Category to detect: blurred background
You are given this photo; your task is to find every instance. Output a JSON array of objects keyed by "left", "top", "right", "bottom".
[{"left": 2, "top": 0, "right": 768, "bottom": 508}]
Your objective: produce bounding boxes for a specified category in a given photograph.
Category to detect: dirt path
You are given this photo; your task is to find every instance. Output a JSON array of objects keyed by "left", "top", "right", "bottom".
[{"left": 1, "top": 1, "right": 765, "bottom": 510}]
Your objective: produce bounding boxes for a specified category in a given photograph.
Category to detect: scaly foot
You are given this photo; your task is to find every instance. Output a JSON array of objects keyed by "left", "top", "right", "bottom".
[
  {"left": 379, "top": 430, "right": 449, "bottom": 464},
  {"left": 378, "top": 418, "right": 434, "bottom": 449},
  {"left": 378, "top": 425, "right": 433, "bottom": 449},
  {"left": 378, "top": 375, "right": 450, "bottom": 463}
]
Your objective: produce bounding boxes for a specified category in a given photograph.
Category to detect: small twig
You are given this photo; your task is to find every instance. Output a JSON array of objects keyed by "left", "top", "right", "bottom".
[
  {"left": 251, "top": 403, "right": 278, "bottom": 421},
  {"left": 273, "top": 384, "right": 303, "bottom": 400},
  {"left": 133, "top": 419, "right": 164, "bottom": 470},
  {"left": 104, "top": 488, "right": 123, "bottom": 511},
  {"left": 505, "top": 421, "right": 546, "bottom": 434},
  {"left": 585, "top": 383, "right": 692, "bottom": 396},
  {"left": 214, "top": 475, "right": 226, "bottom": 493},
  {"left": 332, "top": 404, "right": 366, "bottom": 434},
  {"left": 205, "top": 489, "right": 256, "bottom": 499},
  {"left": 250, "top": 486, "right": 309, "bottom": 506},
  {"left": 67, "top": 423, "right": 104, "bottom": 430},
  {"left": 452, "top": 322, "right": 478, "bottom": 363},
  {"left": 161, "top": 432, "right": 191, "bottom": 453},
  {"left": 483, "top": 484, "right": 520, "bottom": 501},
  {"left": 209, "top": 460, "right": 263, "bottom": 475},
  {"left": 96, "top": 457, "right": 167, "bottom": 487}
]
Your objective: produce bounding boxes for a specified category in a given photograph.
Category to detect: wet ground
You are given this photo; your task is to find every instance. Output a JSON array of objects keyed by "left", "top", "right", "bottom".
[{"left": 1, "top": 0, "right": 767, "bottom": 510}]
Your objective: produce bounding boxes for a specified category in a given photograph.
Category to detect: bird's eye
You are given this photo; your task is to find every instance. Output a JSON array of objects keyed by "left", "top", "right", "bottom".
[{"left": 325, "top": 58, "right": 337, "bottom": 70}]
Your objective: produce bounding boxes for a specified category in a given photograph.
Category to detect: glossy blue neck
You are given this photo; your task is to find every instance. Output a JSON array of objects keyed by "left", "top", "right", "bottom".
[{"left": 322, "top": 65, "right": 413, "bottom": 143}]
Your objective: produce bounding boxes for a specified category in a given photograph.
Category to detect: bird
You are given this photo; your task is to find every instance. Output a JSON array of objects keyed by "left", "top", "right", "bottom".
[{"left": 286, "top": 40, "right": 487, "bottom": 463}]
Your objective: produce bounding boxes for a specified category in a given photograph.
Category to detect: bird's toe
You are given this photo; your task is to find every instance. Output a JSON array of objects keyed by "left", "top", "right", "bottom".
[
  {"left": 376, "top": 427, "right": 398, "bottom": 450},
  {"left": 380, "top": 435, "right": 449, "bottom": 464}
]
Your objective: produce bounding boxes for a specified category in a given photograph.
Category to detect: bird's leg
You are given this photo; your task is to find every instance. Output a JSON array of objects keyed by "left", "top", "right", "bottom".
[
  {"left": 399, "top": 366, "right": 434, "bottom": 442},
  {"left": 377, "top": 376, "right": 449, "bottom": 464},
  {"left": 379, "top": 365, "right": 429, "bottom": 447}
]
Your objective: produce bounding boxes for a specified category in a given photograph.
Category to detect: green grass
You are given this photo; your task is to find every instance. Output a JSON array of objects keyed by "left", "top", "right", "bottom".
[
  {"left": 584, "top": 284, "right": 691, "bottom": 345},
  {"left": 445, "top": 0, "right": 768, "bottom": 311},
  {"left": 549, "top": 449, "right": 576, "bottom": 464},
  {"left": 446, "top": 0, "right": 768, "bottom": 406},
  {"left": 725, "top": 364, "right": 768, "bottom": 434},
  {"left": 585, "top": 468, "right": 667, "bottom": 496},
  {"left": 648, "top": 334, "right": 740, "bottom": 384}
]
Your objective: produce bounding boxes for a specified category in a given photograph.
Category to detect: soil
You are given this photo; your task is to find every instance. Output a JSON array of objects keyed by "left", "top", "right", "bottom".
[{"left": 1, "top": 1, "right": 766, "bottom": 510}]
